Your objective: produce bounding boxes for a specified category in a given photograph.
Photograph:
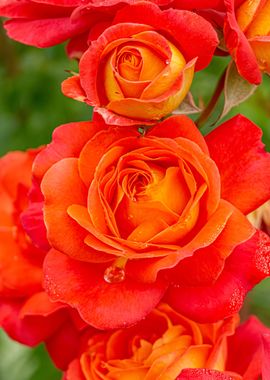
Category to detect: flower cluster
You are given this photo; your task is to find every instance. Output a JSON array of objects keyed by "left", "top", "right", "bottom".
[{"left": 1, "top": 1, "right": 270, "bottom": 379}]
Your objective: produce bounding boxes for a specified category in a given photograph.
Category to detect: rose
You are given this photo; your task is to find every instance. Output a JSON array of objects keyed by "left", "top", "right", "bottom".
[
  {"left": 63, "top": 303, "right": 270, "bottom": 380},
  {"left": 224, "top": 0, "right": 270, "bottom": 84},
  {"left": 64, "top": 304, "right": 240, "bottom": 380},
  {"left": 30, "top": 114, "right": 270, "bottom": 330},
  {"left": 0, "top": 1, "right": 222, "bottom": 58},
  {"left": 62, "top": 2, "right": 218, "bottom": 125},
  {"left": 0, "top": 149, "right": 89, "bottom": 370}
]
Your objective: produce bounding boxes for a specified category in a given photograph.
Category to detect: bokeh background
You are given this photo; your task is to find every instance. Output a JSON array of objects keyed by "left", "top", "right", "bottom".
[{"left": 0, "top": 25, "right": 270, "bottom": 380}]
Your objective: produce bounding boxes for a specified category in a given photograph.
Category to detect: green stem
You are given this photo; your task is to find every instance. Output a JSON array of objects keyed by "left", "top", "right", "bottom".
[{"left": 196, "top": 67, "right": 227, "bottom": 129}]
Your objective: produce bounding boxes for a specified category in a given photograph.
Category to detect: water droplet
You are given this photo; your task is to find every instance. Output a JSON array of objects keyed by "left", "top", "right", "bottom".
[
  {"left": 165, "top": 59, "right": 170, "bottom": 65},
  {"left": 104, "top": 265, "right": 126, "bottom": 283}
]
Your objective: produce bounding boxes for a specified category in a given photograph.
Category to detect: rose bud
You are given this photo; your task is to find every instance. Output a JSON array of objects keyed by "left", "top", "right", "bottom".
[{"left": 62, "top": 2, "right": 218, "bottom": 125}]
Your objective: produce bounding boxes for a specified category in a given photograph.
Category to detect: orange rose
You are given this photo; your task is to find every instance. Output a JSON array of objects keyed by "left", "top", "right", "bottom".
[
  {"left": 30, "top": 115, "right": 270, "bottom": 330},
  {"left": 62, "top": 2, "right": 218, "bottom": 125},
  {"left": 224, "top": 0, "right": 270, "bottom": 84},
  {"left": 64, "top": 303, "right": 241, "bottom": 380}
]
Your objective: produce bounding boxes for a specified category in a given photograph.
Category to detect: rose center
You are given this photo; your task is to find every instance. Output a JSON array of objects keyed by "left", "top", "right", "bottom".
[
  {"left": 116, "top": 48, "right": 142, "bottom": 81},
  {"left": 125, "top": 171, "right": 152, "bottom": 201},
  {"left": 119, "top": 51, "right": 141, "bottom": 67}
]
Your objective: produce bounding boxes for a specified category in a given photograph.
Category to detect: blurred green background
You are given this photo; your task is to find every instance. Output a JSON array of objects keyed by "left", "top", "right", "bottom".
[{"left": 0, "top": 24, "right": 270, "bottom": 380}]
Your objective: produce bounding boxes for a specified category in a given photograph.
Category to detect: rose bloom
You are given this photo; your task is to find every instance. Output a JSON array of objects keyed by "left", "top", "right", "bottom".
[
  {"left": 62, "top": 2, "right": 218, "bottom": 125},
  {"left": 27, "top": 114, "right": 270, "bottom": 330},
  {"left": 0, "top": 149, "right": 90, "bottom": 370},
  {"left": 224, "top": 0, "right": 270, "bottom": 84},
  {"left": 0, "top": 0, "right": 223, "bottom": 58},
  {"left": 63, "top": 303, "right": 270, "bottom": 380}
]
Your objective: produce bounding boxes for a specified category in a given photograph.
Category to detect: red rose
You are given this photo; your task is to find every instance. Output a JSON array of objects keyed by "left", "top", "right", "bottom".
[
  {"left": 30, "top": 114, "right": 270, "bottom": 330},
  {"left": 0, "top": 149, "right": 89, "bottom": 370},
  {"left": 0, "top": 0, "right": 221, "bottom": 58},
  {"left": 62, "top": 2, "right": 218, "bottom": 125},
  {"left": 224, "top": 0, "right": 270, "bottom": 84}
]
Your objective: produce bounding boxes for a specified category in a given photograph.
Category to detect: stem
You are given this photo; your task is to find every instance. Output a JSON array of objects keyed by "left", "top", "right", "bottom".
[
  {"left": 0, "top": 28, "right": 19, "bottom": 76},
  {"left": 196, "top": 67, "right": 227, "bottom": 128}
]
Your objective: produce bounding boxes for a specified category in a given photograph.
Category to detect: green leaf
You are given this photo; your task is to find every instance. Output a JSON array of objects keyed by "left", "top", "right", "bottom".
[{"left": 219, "top": 61, "right": 258, "bottom": 121}]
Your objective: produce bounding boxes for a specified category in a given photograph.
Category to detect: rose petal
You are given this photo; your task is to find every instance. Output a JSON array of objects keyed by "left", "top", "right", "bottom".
[
  {"left": 0, "top": 292, "right": 67, "bottom": 346},
  {"left": 235, "top": 0, "right": 264, "bottom": 32},
  {"left": 78, "top": 126, "right": 138, "bottom": 187},
  {"left": 249, "top": 36, "right": 270, "bottom": 72},
  {"left": 227, "top": 316, "right": 270, "bottom": 378},
  {"left": 244, "top": 1, "right": 270, "bottom": 37},
  {"left": 148, "top": 115, "right": 209, "bottom": 154},
  {"left": 177, "top": 368, "right": 238, "bottom": 380},
  {"left": 44, "top": 249, "right": 168, "bottom": 329},
  {"left": 165, "top": 230, "right": 270, "bottom": 322},
  {"left": 20, "top": 201, "right": 50, "bottom": 251},
  {"left": 46, "top": 319, "right": 85, "bottom": 370},
  {"left": 206, "top": 114, "right": 270, "bottom": 215},
  {"left": 114, "top": 2, "right": 218, "bottom": 70},
  {"left": 41, "top": 157, "right": 95, "bottom": 261},
  {"left": 64, "top": 359, "right": 85, "bottom": 380},
  {"left": 62, "top": 76, "right": 87, "bottom": 102},
  {"left": 0, "top": 230, "right": 43, "bottom": 298},
  {"left": 0, "top": 1, "right": 73, "bottom": 18},
  {"left": 4, "top": 17, "right": 87, "bottom": 47},
  {"left": 224, "top": 0, "right": 262, "bottom": 84}
]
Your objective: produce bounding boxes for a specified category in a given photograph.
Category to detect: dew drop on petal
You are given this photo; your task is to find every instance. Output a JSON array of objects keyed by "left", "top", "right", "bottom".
[
  {"left": 104, "top": 265, "right": 126, "bottom": 283},
  {"left": 165, "top": 59, "right": 170, "bottom": 65}
]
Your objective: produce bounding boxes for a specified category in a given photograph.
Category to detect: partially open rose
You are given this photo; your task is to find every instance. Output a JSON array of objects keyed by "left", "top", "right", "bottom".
[
  {"left": 0, "top": 149, "right": 89, "bottom": 370},
  {"left": 30, "top": 114, "right": 270, "bottom": 329},
  {"left": 63, "top": 303, "right": 270, "bottom": 380},
  {"left": 0, "top": 1, "right": 222, "bottom": 58},
  {"left": 64, "top": 304, "right": 240, "bottom": 380},
  {"left": 62, "top": 2, "right": 218, "bottom": 125},
  {"left": 224, "top": 0, "right": 270, "bottom": 84}
]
